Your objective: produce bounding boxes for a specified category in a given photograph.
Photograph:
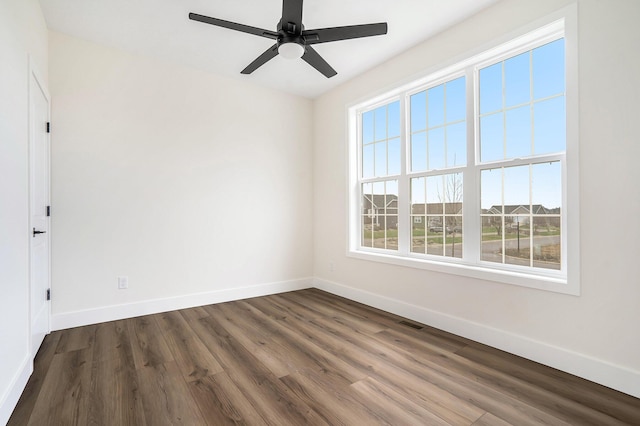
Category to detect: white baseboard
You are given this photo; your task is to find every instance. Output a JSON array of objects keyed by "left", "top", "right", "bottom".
[
  {"left": 52, "top": 278, "right": 313, "bottom": 331},
  {"left": 313, "top": 277, "right": 640, "bottom": 399},
  {"left": 0, "top": 355, "right": 32, "bottom": 426}
]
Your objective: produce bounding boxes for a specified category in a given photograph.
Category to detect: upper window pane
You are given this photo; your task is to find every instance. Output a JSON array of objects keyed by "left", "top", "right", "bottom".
[
  {"left": 388, "top": 138, "right": 401, "bottom": 175},
  {"left": 362, "top": 111, "right": 374, "bottom": 144},
  {"left": 411, "top": 91, "right": 427, "bottom": 132},
  {"left": 410, "top": 77, "right": 466, "bottom": 172},
  {"left": 506, "top": 105, "right": 531, "bottom": 158},
  {"left": 505, "top": 52, "right": 530, "bottom": 107},
  {"left": 375, "top": 142, "right": 387, "bottom": 176},
  {"left": 374, "top": 107, "right": 387, "bottom": 141},
  {"left": 479, "top": 63, "right": 502, "bottom": 114},
  {"left": 388, "top": 101, "right": 401, "bottom": 138},
  {"left": 534, "top": 97, "right": 565, "bottom": 154},
  {"left": 447, "top": 122, "right": 466, "bottom": 167},
  {"left": 479, "top": 38, "right": 565, "bottom": 163},
  {"left": 362, "top": 101, "right": 401, "bottom": 178},
  {"left": 411, "top": 132, "right": 427, "bottom": 172},
  {"left": 428, "top": 85, "right": 445, "bottom": 127},
  {"left": 480, "top": 113, "right": 503, "bottom": 162},
  {"left": 362, "top": 144, "right": 374, "bottom": 178},
  {"left": 428, "top": 128, "right": 445, "bottom": 170},
  {"left": 533, "top": 39, "right": 565, "bottom": 100},
  {"left": 447, "top": 77, "right": 466, "bottom": 122}
]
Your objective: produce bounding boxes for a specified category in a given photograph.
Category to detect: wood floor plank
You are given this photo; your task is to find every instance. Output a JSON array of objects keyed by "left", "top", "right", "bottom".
[
  {"left": 87, "top": 320, "right": 147, "bottom": 426},
  {"left": 10, "top": 288, "right": 640, "bottom": 425},
  {"left": 188, "top": 312, "right": 329, "bottom": 425},
  {"left": 350, "top": 377, "right": 453, "bottom": 425},
  {"left": 233, "top": 299, "right": 367, "bottom": 383},
  {"left": 303, "top": 289, "right": 473, "bottom": 349},
  {"left": 128, "top": 314, "right": 174, "bottom": 369},
  {"left": 137, "top": 361, "right": 207, "bottom": 425},
  {"left": 277, "top": 373, "right": 348, "bottom": 425},
  {"left": 280, "top": 368, "right": 403, "bottom": 426},
  {"left": 282, "top": 291, "right": 388, "bottom": 335},
  {"left": 178, "top": 305, "right": 209, "bottom": 325},
  {"left": 372, "top": 328, "right": 628, "bottom": 426},
  {"left": 188, "top": 372, "right": 268, "bottom": 426},
  {"left": 54, "top": 324, "right": 97, "bottom": 354},
  {"left": 456, "top": 343, "right": 640, "bottom": 424},
  {"left": 283, "top": 291, "right": 390, "bottom": 334},
  {"left": 185, "top": 305, "right": 211, "bottom": 319},
  {"left": 205, "top": 303, "right": 295, "bottom": 378},
  {"left": 285, "top": 290, "right": 469, "bottom": 353},
  {"left": 472, "top": 412, "right": 513, "bottom": 426},
  {"left": 154, "top": 310, "right": 224, "bottom": 381},
  {"left": 26, "top": 348, "right": 93, "bottom": 426}
]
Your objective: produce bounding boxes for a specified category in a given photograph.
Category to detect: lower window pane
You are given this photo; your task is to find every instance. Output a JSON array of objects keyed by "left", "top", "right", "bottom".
[
  {"left": 482, "top": 215, "right": 503, "bottom": 263},
  {"left": 411, "top": 216, "right": 425, "bottom": 253},
  {"left": 361, "top": 180, "right": 398, "bottom": 251},
  {"left": 426, "top": 216, "right": 443, "bottom": 255},
  {"left": 504, "top": 216, "right": 531, "bottom": 266},
  {"left": 384, "top": 216, "right": 398, "bottom": 250},
  {"left": 444, "top": 216, "right": 463, "bottom": 258},
  {"left": 362, "top": 215, "right": 374, "bottom": 248},
  {"left": 532, "top": 216, "right": 561, "bottom": 270},
  {"left": 361, "top": 183, "right": 375, "bottom": 247}
]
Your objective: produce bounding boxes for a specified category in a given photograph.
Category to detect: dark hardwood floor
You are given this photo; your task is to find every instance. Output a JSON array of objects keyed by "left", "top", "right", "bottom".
[{"left": 8, "top": 289, "right": 640, "bottom": 425}]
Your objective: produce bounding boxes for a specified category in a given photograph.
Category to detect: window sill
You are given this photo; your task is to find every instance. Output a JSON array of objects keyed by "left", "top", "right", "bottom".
[{"left": 347, "top": 249, "right": 578, "bottom": 296}]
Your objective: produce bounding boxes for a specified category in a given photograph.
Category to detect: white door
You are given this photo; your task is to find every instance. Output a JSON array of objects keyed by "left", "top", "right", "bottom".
[{"left": 29, "top": 67, "right": 51, "bottom": 356}]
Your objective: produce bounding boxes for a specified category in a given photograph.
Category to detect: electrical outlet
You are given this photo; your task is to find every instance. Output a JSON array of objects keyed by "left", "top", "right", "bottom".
[
  {"left": 118, "top": 276, "right": 128, "bottom": 289},
  {"left": 329, "top": 262, "right": 334, "bottom": 272}
]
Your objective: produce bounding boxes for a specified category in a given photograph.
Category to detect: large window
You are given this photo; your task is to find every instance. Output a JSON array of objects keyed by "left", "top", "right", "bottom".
[{"left": 349, "top": 16, "right": 578, "bottom": 294}]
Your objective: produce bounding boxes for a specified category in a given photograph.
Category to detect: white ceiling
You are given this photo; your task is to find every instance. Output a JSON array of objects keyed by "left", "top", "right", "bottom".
[{"left": 39, "top": 0, "right": 499, "bottom": 98}]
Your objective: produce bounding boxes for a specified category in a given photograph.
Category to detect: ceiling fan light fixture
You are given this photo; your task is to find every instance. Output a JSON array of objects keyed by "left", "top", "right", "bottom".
[{"left": 278, "top": 42, "right": 305, "bottom": 60}]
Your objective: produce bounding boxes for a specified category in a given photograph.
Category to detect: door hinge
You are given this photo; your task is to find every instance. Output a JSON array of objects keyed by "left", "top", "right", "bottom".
[
  {"left": 46, "top": 288, "right": 51, "bottom": 301},
  {"left": 46, "top": 206, "right": 51, "bottom": 217},
  {"left": 46, "top": 122, "right": 50, "bottom": 133}
]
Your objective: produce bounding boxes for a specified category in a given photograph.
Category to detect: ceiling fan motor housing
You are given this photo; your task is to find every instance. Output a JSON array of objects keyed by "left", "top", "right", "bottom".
[{"left": 278, "top": 19, "right": 302, "bottom": 35}]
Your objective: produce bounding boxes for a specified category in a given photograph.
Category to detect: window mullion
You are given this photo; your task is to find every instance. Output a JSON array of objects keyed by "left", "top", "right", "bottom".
[
  {"left": 397, "top": 91, "right": 410, "bottom": 256},
  {"left": 464, "top": 66, "right": 480, "bottom": 264}
]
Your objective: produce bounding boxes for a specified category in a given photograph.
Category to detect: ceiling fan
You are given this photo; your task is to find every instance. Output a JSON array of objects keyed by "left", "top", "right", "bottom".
[{"left": 189, "top": 0, "right": 388, "bottom": 78}]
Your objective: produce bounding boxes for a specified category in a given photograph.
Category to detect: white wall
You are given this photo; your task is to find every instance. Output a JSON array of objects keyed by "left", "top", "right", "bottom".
[
  {"left": 313, "top": 0, "right": 640, "bottom": 397},
  {"left": 48, "top": 32, "right": 314, "bottom": 327},
  {"left": 0, "top": 0, "right": 49, "bottom": 422}
]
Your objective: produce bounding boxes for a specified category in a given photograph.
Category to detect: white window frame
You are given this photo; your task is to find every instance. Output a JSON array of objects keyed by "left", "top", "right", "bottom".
[{"left": 347, "top": 5, "right": 579, "bottom": 295}]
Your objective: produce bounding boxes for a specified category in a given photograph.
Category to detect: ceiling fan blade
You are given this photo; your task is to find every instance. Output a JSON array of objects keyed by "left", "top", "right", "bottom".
[
  {"left": 303, "top": 23, "right": 388, "bottom": 45},
  {"left": 281, "top": 0, "right": 304, "bottom": 34},
  {"left": 189, "top": 13, "right": 278, "bottom": 40},
  {"left": 301, "top": 46, "right": 337, "bottom": 78},
  {"left": 241, "top": 44, "right": 280, "bottom": 74}
]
